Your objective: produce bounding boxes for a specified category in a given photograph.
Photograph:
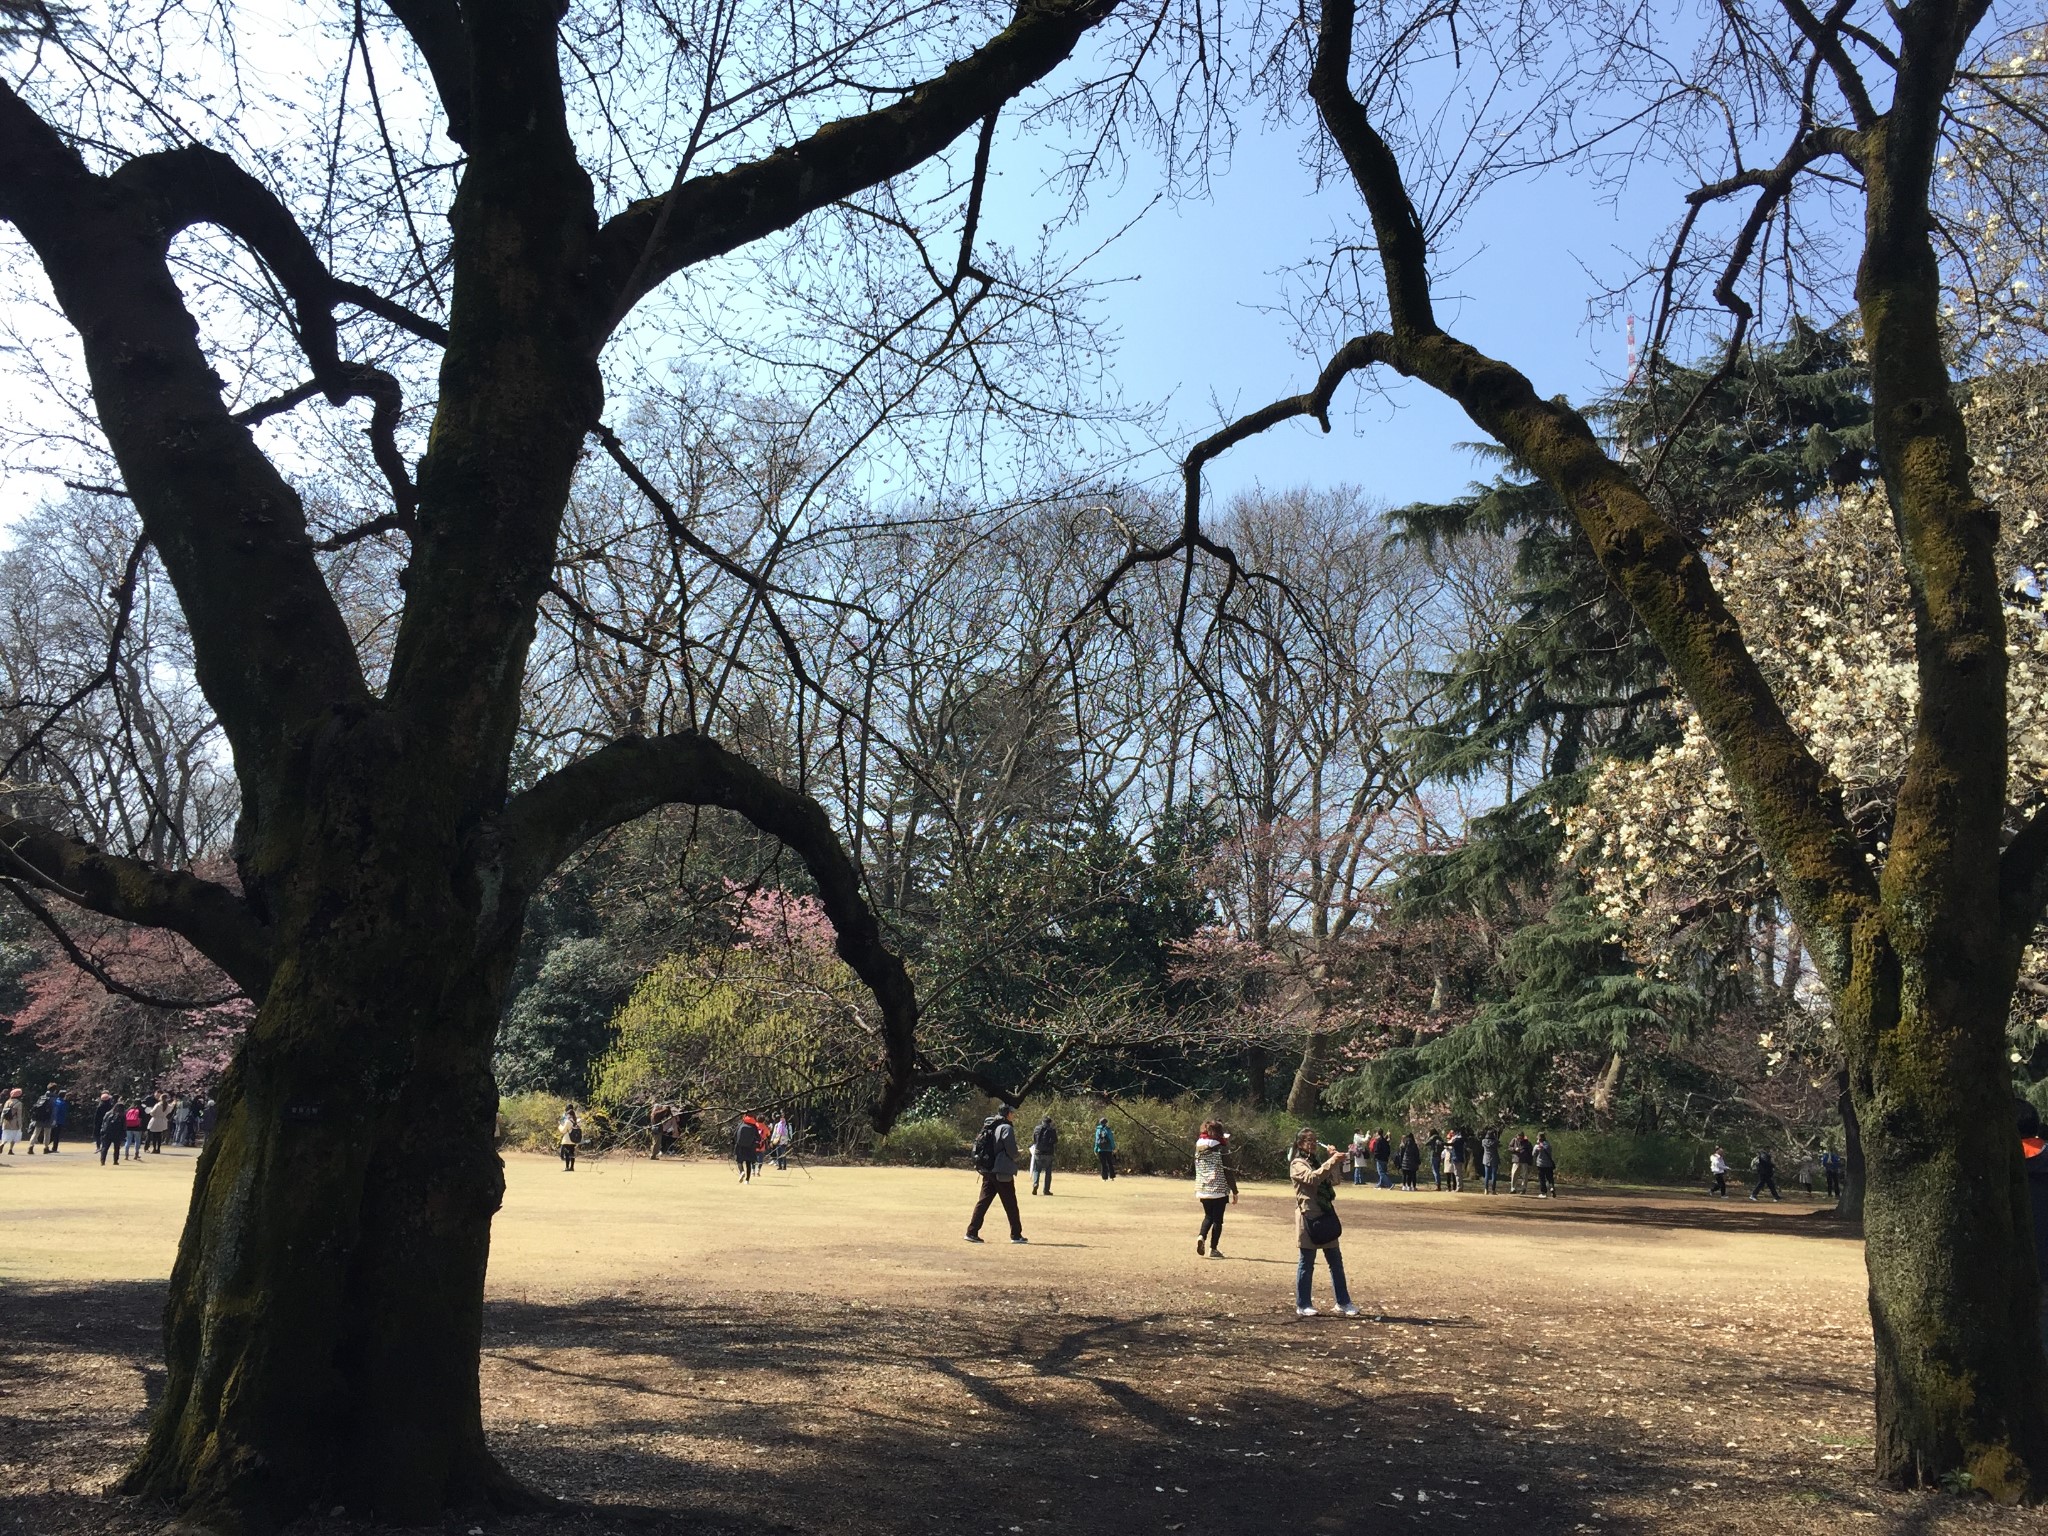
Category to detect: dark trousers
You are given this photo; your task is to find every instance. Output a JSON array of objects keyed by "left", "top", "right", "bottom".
[
  {"left": 969, "top": 1175, "right": 1022, "bottom": 1238},
  {"left": 1482, "top": 1164, "right": 1497, "bottom": 1193},
  {"left": 1753, "top": 1171, "right": 1780, "bottom": 1200},
  {"left": 1824, "top": 1167, "right": 1841, "bottom": 1197},
  {"left": 1711, "top": 1171, "right": 1728, "bottom": 1195},
  {"left": 97, "top": 1133, "right": 119, "bottom": 1164},
  {"left": 1400, "top": 1167, "right": 1417, "bottom": 1190},
  {"left": 1097, "top": 1150, "right": 1115, "bottom": 1180},
  {"left": 1537, "top": 1167, "right": 1555, "bottom": 1195},
  {"left": 560, "top": 1143, "right": 577, "bottom": 1170},
  {"left": 737, "top": 1152, "right": 753, "bottom": 1180},
  {"left": 1198, "top": 1196, "right": 1228, "bottom": 1248}
]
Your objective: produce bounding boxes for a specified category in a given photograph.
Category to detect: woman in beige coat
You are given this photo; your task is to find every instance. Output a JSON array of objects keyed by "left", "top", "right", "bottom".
[{"left": 1289, "top": 1127, "right": 1360, "bottom": 1317}]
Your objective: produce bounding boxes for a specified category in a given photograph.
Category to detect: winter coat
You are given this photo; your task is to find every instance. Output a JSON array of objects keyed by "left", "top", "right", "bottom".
[
  {"left": 1031, "top": 1120, "right": 1059, "bottom": 1155},
  {"left": 987, "top": 1118, "right": 1021, "bottom": 1179},
  {"left": 1290, "top": 1146, "right": 1346, "bottom": 1248},
  {"left": 1093, "top": 1123, "right": 1115, "bottom": 1153},
  {"left": 1194, "top": 1137, "right": 1238, "bottom": 1200}
]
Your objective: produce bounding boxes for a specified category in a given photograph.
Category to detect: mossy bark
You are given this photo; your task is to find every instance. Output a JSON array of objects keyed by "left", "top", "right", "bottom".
[
  {"left": 124, "top": 753, "right": 535, "bottom": 1533},
  {"left": 1846, "top": 935, "right": 2047, "bottom": 1495}
]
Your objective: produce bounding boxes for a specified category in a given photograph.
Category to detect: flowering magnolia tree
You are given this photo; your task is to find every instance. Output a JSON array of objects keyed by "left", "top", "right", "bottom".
[{"left": 1567, "top": 370, "right": 2048, "bottom": 1051}]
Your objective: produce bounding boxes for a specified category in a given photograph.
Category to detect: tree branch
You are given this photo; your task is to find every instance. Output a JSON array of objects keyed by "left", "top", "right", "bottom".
[
  {"left": 494, "top": 732, "right": 918, "bottom": 1128},
  {"left": 5, "top": 883, "right": 242, "bottom": 1011},
  {"left": 1299, "top": 0, "right": 1878, "bottom": 984},
  {"left": 0, "top": 85, "right": 371, "bottom": 786},
  {"left": 590, "top": 0, "right": 1118, "bottom": 331},
  {"left": 0, "top": 815, "right": 272, "bottom": 997},
  {"left": 912, "top": 1038, "right": 1081, "bottom": 1107}
]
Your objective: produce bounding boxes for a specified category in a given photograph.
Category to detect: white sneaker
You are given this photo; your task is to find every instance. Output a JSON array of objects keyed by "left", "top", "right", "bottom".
[
  {"left": 1336, "top": 1305, "right": 1361, "bottom": 1317},
  {"left": 1296, "top": 1306, "right": 1319, "bottom": 1318}
]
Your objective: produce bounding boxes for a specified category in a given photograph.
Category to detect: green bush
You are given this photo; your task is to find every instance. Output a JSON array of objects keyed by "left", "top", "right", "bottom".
[
  {"left": 498, "top": 1091, "right": 567, "bottom": 1153},
  {"left": 872, "top": 1117, "right": 967, "bottom": 1166},
  {"left": 498, "top": 1091, "right": 619, "bottom": 1155},
  {"left": 1525, "top": 1128, "right": 1706, "bottom": 1183}
]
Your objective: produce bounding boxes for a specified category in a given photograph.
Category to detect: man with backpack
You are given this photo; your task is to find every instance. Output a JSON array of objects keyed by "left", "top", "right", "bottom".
[
  {"left": 28, "top": 1084, "right": 56, "bottom": 1153},
  {"left": 1029, "top": 1114, "right": 1058, "bottom": 1194},
  {"left": 1093, "top": 1117, "right": 1117, "bottom": 1180},
  {"left": 1372, "top": 1130, "right": 1392, "bottom": 1188},
  {"left": 966, "top": 1105, "right": 1028, "bottom": 1244}
]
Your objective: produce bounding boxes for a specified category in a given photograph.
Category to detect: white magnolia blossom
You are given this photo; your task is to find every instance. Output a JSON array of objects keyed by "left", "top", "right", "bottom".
[{"left": 1565, "top": 370, "right": 2048, "bottom": 1035}]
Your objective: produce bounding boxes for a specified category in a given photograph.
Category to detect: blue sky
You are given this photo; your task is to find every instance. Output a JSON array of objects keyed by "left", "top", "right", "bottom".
[{"left": 997, "top": 102, "right": 1683, "bottom": 513}]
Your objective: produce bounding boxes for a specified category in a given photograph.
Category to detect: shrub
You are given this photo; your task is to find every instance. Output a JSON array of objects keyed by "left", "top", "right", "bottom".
[
  {"left": 498, "top": 1091, "right": 566, "bottom": 1153},
  {"left": 872, "top": 1117, "right": 968, "bottom": 1166}
]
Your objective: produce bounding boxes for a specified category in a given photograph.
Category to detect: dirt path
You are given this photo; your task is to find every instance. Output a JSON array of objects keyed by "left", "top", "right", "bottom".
[{"left": 1, "top": 1147, "right": 2039, "bottom": 1534}]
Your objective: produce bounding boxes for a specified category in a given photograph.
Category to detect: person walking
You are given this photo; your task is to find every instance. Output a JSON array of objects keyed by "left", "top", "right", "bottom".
[
  {"left": 1821, "top": 1146, "right": 1843, "bottom": 1200},
  {"left": 556, "top": 1103, "right": 582, "bottom": 1171},
  {"left": 1533, "top": 1133, "right": 1558, "bottom": 1197},
  {"left": 1709, "top": 1146, "right": 1731, "bottom": 1197},
  {"left": 0, "top": 1087, "right": 23, "bottom": 1154},
  {"left": 1290, "top": 1127, "right": 1360, "bottom": 1317},
  {"left": 95, "top": 1094, "right": 124, "bottom": 1165},
  {"left": 1194, "top": 1120, "right": 1239, "bottom": 1257},
  {"left": 1093, "top": 1117, "right": 1117, "bottom": 1180},
  {"left": 965, "top": 1106, "right": 1027, "bottom": 1244},
  {"left": 1750, "top": 1147, "right": 1782, "bottom": 1202},
  {"left": 735, "top": 1114, "right": 764, "bottom": 1181},
  {"left": 1029, "top": 1114, "right": 1059, "bottom": 1195},
  {"left": 196, "top": 1097, "right": 217, "bottom": 1147},
  {"left": 1480, "top": 1128, "right": 1499, "bottom": 1194},
  {"left": 27, "top": 1084, "right": 53, "bottom": 1152},
  {"left": 1372, "top": 1130, "right": 1393, "bottom": 1189},
  {"left": 47, "top": 1085, "right": 68, "bottom": 1154},
  {"left": 1396, "top": 1132, "right": 1421, "bottom": 1191},
  {"left": 770, "top": 1112, "right": 793, "bottom": 1171},
  {"left": 123, "top": 1099, "right": 145, "bottom": 1157}
]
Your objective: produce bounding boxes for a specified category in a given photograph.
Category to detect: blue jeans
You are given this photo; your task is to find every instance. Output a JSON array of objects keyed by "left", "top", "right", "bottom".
[
  {"left": 1375, "top": 1159, "right": 1391, "bottom": 1188},
  {"left": 1297, "top": 1245, "right": 1352, "bottom": 1310},
  {"left": 1483, "top": 1164, "right": 1497, "bottom": 1193},
  {"left": 1350, "top": 1164, "right": 1365, "bottom": 1184}
]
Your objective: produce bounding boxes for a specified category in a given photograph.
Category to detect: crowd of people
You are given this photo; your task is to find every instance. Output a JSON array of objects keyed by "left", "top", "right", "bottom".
[
  {"left": 1335, "top": 1126, "right": 1558, "bottom": 1197},
  {"left": 0, "top": 1084, "right": 216, "bottom": 1164}
]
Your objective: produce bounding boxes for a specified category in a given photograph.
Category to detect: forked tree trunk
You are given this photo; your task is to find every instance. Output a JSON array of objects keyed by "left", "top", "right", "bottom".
[
  {"left": 1848, "top": 944, "right": 2048, "bottom": 1496},
  {"left": 125, "top": 780, "right": 534, "bottom": 1532}
]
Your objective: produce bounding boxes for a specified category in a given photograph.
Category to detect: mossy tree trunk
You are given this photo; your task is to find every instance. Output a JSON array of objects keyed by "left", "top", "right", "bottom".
[
  {"left": 1293, "top": 0, "right": 2048, "bottom": 1495},
  {"left": 0, "top": 1, "right": 1120, "bottom": 1529}
]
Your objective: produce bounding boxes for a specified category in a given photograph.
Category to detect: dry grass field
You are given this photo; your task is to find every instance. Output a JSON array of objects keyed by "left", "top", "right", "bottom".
[{"left": 2, "top": 1144, "right": 2044, "bottom": 1535}]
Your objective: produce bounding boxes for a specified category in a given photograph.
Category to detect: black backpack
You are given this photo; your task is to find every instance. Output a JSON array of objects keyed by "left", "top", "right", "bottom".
[{"left": 971, "top": 1118, "right": 1002, "bottom": 1172}]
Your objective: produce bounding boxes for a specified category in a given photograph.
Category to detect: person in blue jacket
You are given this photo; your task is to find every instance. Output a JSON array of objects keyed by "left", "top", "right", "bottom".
[{"left": 1093, "top": 1117, "right": 1117, "bottom": 1180}]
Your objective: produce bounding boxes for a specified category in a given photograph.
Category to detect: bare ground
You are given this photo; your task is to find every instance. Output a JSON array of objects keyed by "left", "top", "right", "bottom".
[{"left": 1, "top": 1145, "right": 2042, "bottom": 1536}]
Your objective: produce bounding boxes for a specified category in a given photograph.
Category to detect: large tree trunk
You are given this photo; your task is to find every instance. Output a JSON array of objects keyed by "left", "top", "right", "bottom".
[
  {"left": 1847, "top": 943, "right": 2048, "bottom": 1497},
  {"left": 125, "top": 777, "right": 533, "bottom": 1533}
]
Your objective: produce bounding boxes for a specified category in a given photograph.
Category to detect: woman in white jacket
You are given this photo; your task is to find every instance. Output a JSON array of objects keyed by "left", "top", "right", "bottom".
[{"left": 1193, "top": 1121, "right": 1239, "bottom": 1257}]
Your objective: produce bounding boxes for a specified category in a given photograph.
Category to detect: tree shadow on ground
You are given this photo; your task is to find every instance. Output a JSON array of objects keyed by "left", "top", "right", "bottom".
[
  {"left": 1407, "top": 1188, "right": 1861, "bottom": 1240},
  {"left": 0, "top": 1280, "right": 1985, "bottom": 1536}
]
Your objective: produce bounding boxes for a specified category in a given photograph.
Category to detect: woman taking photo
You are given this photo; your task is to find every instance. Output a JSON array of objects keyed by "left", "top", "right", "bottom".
[
  {"left": 1193, "top": 1121, "right": 1238, "bottom": 1257},
  {"left": 1290, "top": 1127, "right": 1360, "bottom": 1317}
]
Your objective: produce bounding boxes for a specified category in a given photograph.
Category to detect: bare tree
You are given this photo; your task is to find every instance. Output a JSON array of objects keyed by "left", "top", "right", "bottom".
[{"left": 0, "top": 0, "right": 1142, "bottom": 1523}]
